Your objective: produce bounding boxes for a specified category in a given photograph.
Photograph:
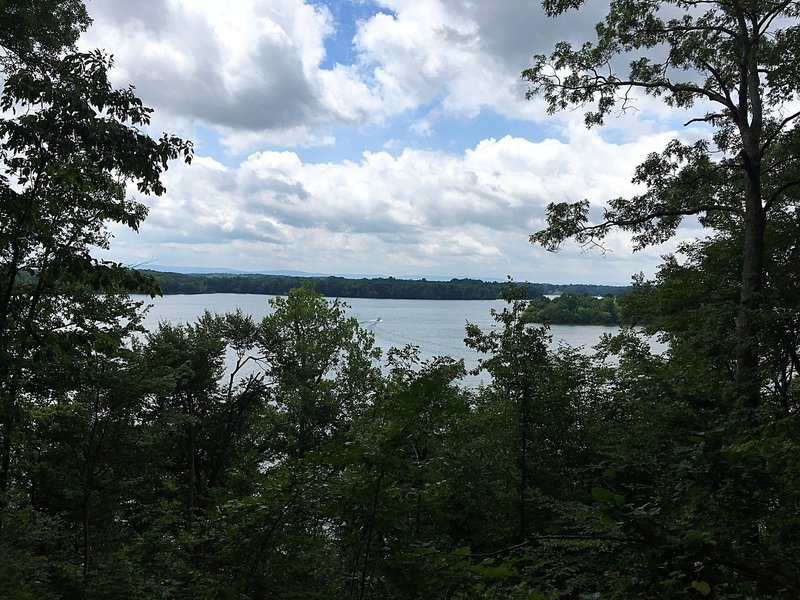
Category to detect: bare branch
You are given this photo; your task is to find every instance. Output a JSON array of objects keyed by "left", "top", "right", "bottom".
[
  {"left": 684, "top": 112, "right": 727, "bottom": 126},
  {"left": 699, "top": 58, "right": 736, "bottom": 110},
  {"left": 554, "top": 70, "right": 734, "bottom": 111}
]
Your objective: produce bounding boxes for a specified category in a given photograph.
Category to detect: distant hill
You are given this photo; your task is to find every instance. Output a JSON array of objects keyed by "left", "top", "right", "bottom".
[
  {"left": 143, "top": 265, "right": 371, "bottom": 278},
  {"left": 143, "top": 264, "right": 250, "bottom": 275},
  {"left": 136, "top": 270, "right": 631, "bottom": 301}
]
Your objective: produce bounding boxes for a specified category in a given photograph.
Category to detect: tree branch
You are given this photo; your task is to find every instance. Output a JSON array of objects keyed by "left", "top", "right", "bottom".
[
  {"left": 766, "top": 179, "right": 800, "bottom": 211},
  {"left": 570, "top": 72, "right": 734, "bottom": 112},
  {"left": 758, "top": 0, "right": 794, "bottom": 32},
  {"left": 414, "top": 533, "right": 640, "bottom": 561},
  {"left": 658, "top": 23, "right": 739, "bottom": 38},
  {"left": 761, "top": 110, "right": 800, "bottom": 154},
  {"left": 684, "top": 112, "right": 727, "bottom": 127},
  {"left": 594, "top": 203, "right": 743, "bottom": 232}
]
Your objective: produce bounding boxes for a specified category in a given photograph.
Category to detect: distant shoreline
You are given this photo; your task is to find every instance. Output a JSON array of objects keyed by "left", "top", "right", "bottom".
[{"left": 138, "top": 269, "right": 631, "bottom": 301}]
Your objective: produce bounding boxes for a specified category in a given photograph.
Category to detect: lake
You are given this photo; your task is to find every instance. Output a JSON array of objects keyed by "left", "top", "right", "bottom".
[{"left": 132, "top": 294, "right": 634, "bottom": 386}]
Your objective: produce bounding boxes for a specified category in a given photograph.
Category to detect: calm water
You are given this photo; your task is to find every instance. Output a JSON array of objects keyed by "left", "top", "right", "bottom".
[{"left": 132, "top": 294, "right": 628, "bottom": 385}]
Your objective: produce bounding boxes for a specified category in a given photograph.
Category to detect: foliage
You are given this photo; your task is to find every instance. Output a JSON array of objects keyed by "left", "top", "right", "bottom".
[
  {"left": 526, "top": 292, "right": 620, "bottom": 325},
  {"left": 2, "top": 1, "right": 800, "bottom": 598},
  {"left": 0, "top": 0, "right": 190, "bottom": 594},
  {"left": 0, "top": 0, "right": 89, "bottom": 68},
  {"left": 524, "top": 0, "right": 800, "bottom": 405},
  {"left": 140, "top": 269, "right": 632, "bottom": 300},
  {"left": 0, "top": 0, "right": 192, "bottom": 502},
  {"left": 143, "top": 270, "right": 546, "bottom": 299}
]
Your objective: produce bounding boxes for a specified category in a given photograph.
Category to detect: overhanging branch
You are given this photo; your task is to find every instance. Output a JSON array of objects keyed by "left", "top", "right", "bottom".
[{"left": 575, "top": 204, "right": 740, "bottom": 238}]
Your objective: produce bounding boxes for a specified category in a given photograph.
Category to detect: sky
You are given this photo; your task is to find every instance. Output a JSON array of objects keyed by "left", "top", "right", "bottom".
[{"left": 78, "top": 0, "right": 709, "bottom": 285}]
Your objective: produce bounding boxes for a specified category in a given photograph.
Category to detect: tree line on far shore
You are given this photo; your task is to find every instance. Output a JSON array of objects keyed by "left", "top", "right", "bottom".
[{"left": 139, "top": 270, "right": 631, "bottom": 302}]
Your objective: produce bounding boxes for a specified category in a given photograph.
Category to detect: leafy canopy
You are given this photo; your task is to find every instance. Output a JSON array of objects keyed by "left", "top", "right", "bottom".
[{"left": 524, "top": 0, "right": 800, "bottom": 252}]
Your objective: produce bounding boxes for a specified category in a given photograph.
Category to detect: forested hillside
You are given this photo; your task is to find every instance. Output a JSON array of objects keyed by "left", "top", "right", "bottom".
[
  {"left": 1, "top": 1, "right": 799, "bottom": 599},
  {"left": 143, "top": 271, "right": 543, "bottom": 299},
  {"left": 140, "top": 270, "right": 630, "bottom": 300}
]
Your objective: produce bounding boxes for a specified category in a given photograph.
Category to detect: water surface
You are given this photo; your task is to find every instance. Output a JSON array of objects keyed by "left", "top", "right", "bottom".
[{"left": 133, "top": 294, "right": 627, "bottom": 385}]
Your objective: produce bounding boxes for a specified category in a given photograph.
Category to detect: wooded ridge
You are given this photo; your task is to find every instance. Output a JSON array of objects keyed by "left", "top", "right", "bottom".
[{"left": 139, "top": 269, "right": 631, "bottom": 300}]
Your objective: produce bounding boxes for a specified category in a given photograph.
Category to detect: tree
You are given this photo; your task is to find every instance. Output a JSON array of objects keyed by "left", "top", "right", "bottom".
[
  {"left": 257, "top": 284, "right": 381, "bottom": 460},
  {"left": 24, "top": 325, "right": 148, "bottom": 590},
  {"left": 462, "top": 286, "right": 628, "bottom": 597},
  {"left": 184, "top": 287, "right": 383, "bottom": 598},
  {"left": 0, "top": 4, "right": 192, "bottom": 496},
  {"left": 620, "top": 216, "right": 800, "bottom": 414},
  {"left": 523, "top": 0, "right": 800, "bottom": 405},
  {"left": 0, "top": 0, "right": 90, "bottom": 69},
  {"left": 465, "top": 283, "right": 574, "bottom": 541},
  {"left": 330, "top": 347, "right": 471, "bottom": 599},
  {"left": 137, "top": 312, "right": 264, "bottom": 522}
]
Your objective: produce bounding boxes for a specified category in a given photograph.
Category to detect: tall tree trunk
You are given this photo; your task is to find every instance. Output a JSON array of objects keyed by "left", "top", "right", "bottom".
[
  {"left": 518, "top": 383, "right": 530, "bottom": 540},
  {"left": 188, "top": 420, "right": 196, "bottom": 526},
  {"left": 0, "top": 379, "right": 20, "bottom": 501},
  {"left": 733, "top": 23, "right": 767, "bottom": 408},
  {"left": 735, "top": 168, "right": 766, "bottom": 408},
  {"left": 82, "top": 493, "right": 91, "bottom": 582},
  {"left": 0, "top": 419, "right": 10, "bottom": 497}
]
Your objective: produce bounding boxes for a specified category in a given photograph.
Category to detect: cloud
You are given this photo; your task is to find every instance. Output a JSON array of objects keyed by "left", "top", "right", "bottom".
[
  {"left": 82, "top": 0, "right": 335, "bottom": 132},
  {"left": 80, "top": 0, "right": 686, "bottom": 153},
  {"left": 103, "top": 124, "right": 684, "bottom": 284},
  {"left": 79, "top": 1, "right": 707, "bottom": 284}
]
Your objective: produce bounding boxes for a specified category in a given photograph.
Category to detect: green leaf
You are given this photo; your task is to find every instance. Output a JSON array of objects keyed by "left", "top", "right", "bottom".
[
  {"left": 691, "top": 580, "right": 711, "bottom": 596},
  {"left": 591, "top": 486, "right": 613, "bottom": 502}
]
